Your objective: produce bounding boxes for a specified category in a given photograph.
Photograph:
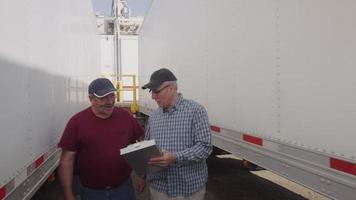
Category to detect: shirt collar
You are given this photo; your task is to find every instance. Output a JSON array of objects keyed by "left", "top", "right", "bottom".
[{"left": 162, "top": 93, "right": 183, "bottom": 113}]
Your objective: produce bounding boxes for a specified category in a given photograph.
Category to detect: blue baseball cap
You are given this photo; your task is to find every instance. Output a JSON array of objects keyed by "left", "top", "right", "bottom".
[{"left": 88, "top": 78, "right": 115, "bottom": 97}]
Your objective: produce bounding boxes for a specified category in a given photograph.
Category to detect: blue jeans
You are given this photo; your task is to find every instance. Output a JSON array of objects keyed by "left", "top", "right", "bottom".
[{"left": 79, "top": 178, "right": 134, "bottom": 200}]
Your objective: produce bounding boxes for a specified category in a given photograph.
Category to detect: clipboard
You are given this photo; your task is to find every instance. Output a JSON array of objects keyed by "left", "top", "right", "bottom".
[{"left": 120, "top": 139, "right": 162, "bottom": 175}]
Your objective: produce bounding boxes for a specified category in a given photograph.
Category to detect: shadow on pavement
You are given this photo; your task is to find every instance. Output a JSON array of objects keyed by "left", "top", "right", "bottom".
[{"left": 206, "top": 149, "right": 308, "bottom": 200}]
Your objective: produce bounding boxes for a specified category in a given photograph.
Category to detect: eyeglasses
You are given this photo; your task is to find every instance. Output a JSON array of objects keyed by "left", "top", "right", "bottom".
[{"left": 150, "top": 85, "right": 170, "bottom": 94}]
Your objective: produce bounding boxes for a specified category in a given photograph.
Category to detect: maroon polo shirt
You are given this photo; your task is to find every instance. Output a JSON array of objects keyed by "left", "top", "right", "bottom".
[{"left": 58, "top": 107, "right": 143, "bottom": 188}]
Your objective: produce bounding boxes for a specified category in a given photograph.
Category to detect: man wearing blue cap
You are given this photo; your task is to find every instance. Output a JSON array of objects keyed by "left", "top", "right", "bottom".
[{"left": 58, "top": 78, "right": 143, "bottom": 200}]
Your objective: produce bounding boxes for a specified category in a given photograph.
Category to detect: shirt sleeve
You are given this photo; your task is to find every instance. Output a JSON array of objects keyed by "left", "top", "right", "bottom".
[
  {"left": 58, "top": 117, "right": 79, "bottom": 152},
  {"left": 131, "top": 115, "right": 144, "bottom": 142},
  {"left": 144, "top": 119, "right": 151, "bottom": 140},
  {"left": 175, "top": 105, "right": 213, "bottom": 165}
]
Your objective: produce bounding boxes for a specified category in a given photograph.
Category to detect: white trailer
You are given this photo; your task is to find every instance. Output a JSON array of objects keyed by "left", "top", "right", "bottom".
[
  {"left": 0, "top": 0, "right": 99, "bottom": 199},
  {"left": 138, "top": 1, "right": 356, "bottom": 199}
]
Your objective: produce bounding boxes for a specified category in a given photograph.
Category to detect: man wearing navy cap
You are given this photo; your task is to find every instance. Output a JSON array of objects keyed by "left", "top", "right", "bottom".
[
  {"left": 140, "top": 68, "right": 212, "bottom": 200},
  {"left": 58, "top": 78, "right": 143, "bottom": 200}
]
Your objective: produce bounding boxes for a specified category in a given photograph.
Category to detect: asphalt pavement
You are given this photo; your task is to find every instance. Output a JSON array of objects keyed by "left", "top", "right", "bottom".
[{"left": 32, "top": 148, "right": 326, "bottom": 200}]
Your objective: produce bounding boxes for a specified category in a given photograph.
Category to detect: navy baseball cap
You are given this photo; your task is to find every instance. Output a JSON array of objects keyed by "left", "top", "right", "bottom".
[
  {"left": 142, "top": 68, "right": 177, "bottom": 91},
  {"left": 88, "top": 78, "right": 115, "bottom": 97}
]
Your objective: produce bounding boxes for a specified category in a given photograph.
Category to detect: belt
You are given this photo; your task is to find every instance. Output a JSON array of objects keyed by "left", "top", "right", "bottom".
[
  {"left": 81, "top": 177, "right": 130, "bottom": 190},
  {"left": 103, "top": 185, "right": 117, "bottom": 190},
  {"left": 82, "top": 182, "right": 122, "bottom": 190}
]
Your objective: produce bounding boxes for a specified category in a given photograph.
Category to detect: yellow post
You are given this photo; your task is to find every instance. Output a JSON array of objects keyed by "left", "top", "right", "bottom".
[
  {"left": 113, "top": 79, "right": 117, "bottom": 91},
  {"left": 130, "top": 75, "right": 138, "bottom": 113},
  {"left": 118, "top": 80, "right": 123, "bottom": 103}
]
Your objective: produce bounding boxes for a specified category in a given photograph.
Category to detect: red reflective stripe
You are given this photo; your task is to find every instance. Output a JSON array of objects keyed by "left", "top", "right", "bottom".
[
  {"left": 35, "top": 156, "right": 44, "bottom": 168},
  {"left": 330, "top": 158, "right": 356, "bottom": 176},
  {"left": 243, "top": 134, "right": 263, "bottom": 146},
  {"left": 210, "top": 126, "right": 221, "bottom": 133},
  {"left": 0, "top": 186, "right": 5, "bottom": 200}
]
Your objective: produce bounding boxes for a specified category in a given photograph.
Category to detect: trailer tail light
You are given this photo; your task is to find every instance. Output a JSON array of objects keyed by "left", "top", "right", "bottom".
[
  {"left": 211, "top": 126, "right": 221, "bottom": 133},
  {"left": 35, "top": 156, "right": 44, "bottom": 168},
  {"left": 0, "top": 186, "right": 5, "bottom": 200},
  {"left": 243, "top": 134, "right": 263, "bottom": 146},
  {"left": 330, "top": 158, "right": 356, "bottom": 176}
]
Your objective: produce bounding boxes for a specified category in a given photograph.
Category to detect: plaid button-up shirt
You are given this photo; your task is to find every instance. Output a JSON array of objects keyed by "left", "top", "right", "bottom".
[{"left": 145, "top": 95, "right": 212, "bottom": 197}]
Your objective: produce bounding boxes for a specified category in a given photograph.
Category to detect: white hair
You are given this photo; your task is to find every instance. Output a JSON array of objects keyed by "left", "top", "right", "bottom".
[{"left": 160, "top": 81, "right": 177, "bottom": 89}]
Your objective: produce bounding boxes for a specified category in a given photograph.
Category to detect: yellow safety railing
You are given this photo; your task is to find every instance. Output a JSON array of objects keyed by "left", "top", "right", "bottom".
[{"left": 100, "top": 73, "right": 138, "bottom": 113}]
